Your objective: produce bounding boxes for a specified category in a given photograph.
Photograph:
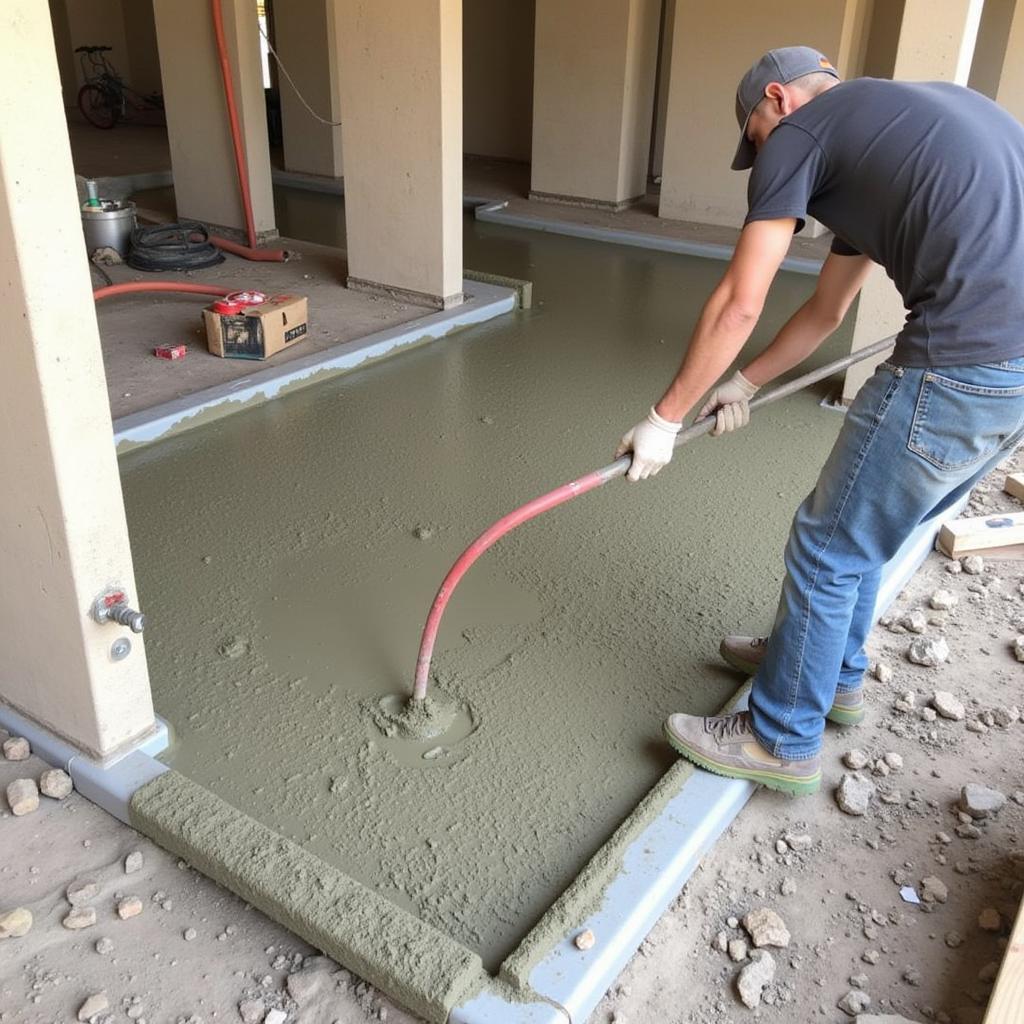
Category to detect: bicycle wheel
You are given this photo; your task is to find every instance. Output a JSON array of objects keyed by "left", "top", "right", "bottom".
[{"left": 78, "top": 83, "right": 119, "bottom": 129}]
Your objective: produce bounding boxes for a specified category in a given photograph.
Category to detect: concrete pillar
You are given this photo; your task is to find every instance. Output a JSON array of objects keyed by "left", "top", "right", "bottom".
[
  {"left": 529, "top": 0, "right": 662, "bottom": 210},
  {"left": 153, "top": 0, "right": 276, "bottom": 241},
  {"left": 842, "top": 0, "right": 983, "bottom": 402},
  {"left": 650, "top": 0, "right": 677, "bottom": 182},
  {"left": 970, "top": 0, "right": 1024, "bottom": 122},
  {"left": 0, "top": 0, "right": 155, "bottom": 760},
  {"left": 658, "top": 1, "right": 870, "bottom": 227},
  {"left": 274, "top": 0, "right": 344, "bottom": 178},
  {"left": 334, "top": 0, "right": 463, "bottom": 309}
]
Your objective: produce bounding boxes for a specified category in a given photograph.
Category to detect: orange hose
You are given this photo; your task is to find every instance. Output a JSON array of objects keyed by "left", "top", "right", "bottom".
[
  {"left": 93, "top": 282, "right": 232, "bottom": 301},
  {"left": 210, "top": 0, "right": 287, "bottom": 262},
  {"left": 210, "top": 235, "right": 289, "bottom": 261}
]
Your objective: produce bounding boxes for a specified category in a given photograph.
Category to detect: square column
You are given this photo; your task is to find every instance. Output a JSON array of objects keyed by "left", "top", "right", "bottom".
[
  {"left": 334, "top": 0, "right": 463, "bottom": 309},
  {"left": 153, "top": 0, "right": 277, "bottom": 241},
  {"left": 529, "top": 0, "right": 662, "bottom": 210},
  {"left": 842, "top": 0, "right": 983, "bottom": 402},
  {"left": 0, "top": 0, "right": 155, "bottom": 760},
  {"left": 658, "top": 0, "right": 870, "bottom": 227},
  {"left": 969, "top": 0, "right": 1024, "bottom": 122},
  {"left": 274, "top": 0, "right": 344, "bottom": 179}
]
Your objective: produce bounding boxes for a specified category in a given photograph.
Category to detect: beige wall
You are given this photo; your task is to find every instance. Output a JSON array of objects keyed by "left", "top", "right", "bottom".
[
  {"left": 335, "top": 0, "right": 463, "bottom": 307},
  {"left": 0, "top": 0, "right": 155, "bottom": 759},
  {"left": 153, "top": 0, "right": 276, "bottom": 238},
  {"left": 861, "top": 0, "right": 904, "bottom": 78},
  {"left": 275, "top": 0, "right": 344, "bottom": 178},
  {"left": 659, "top": 0, "right": 870, "bottom": 227},
  {"left": 122, "top": 0, "right": 162, "bottom": 97},
  {"left": 650, "top": 0, "right": 675, "bottom": 180},
  {"left": 463, "top": 0, "right": 535, "bottom": 162},
  {"left": 49, "top": 0, "right": 78, "bottom": 107},
  {"left": 64, "top": 0, "right": 129, "bottom": 87},
  {"left": 996, "top": 1, "right": 1024, "bottom": 121},
  {"left": 531, "top": 0, "right": 661, "bottom": 207}
]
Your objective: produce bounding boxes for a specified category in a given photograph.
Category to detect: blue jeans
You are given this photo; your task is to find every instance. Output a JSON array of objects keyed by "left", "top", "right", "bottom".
[{"left": 749, "top": 357, "right": 1024, "bottom": 761}]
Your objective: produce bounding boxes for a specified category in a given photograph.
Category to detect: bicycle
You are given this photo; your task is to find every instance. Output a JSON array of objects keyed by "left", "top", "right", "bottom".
[{"left": 76, "top": 46, "right": 164, "bottom": 130}]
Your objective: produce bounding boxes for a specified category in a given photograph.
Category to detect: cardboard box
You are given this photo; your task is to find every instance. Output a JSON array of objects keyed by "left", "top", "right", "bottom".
[{"left": 204, "top": 294, "right": 309, "bottom": 360}]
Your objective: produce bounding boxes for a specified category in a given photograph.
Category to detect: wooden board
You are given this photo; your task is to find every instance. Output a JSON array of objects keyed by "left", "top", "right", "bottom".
[
  {"left": 1005, "top": 473, "right": 1024, "bottom": 502},
  {"left": 937, "top": 511, "right": 1024, "bottom": 557},
  {"left": 982, "top": 896, "right": 1024, "bottom": 1023}
]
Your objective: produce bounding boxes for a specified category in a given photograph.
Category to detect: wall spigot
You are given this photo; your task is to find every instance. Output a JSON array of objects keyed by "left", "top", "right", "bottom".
[{"left": 92, "top": 588, "right": 146, "bottom": 634}]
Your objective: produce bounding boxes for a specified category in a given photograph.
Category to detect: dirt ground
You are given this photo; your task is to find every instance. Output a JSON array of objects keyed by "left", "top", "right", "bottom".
[{"left": 2, "top": 451, "right": 1023, "bottom": 1024}]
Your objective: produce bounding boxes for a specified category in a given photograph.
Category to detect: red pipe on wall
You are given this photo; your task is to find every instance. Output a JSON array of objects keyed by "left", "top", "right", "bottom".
[{"left": 210, "top": 0, "right": 287, "bottom": 262}]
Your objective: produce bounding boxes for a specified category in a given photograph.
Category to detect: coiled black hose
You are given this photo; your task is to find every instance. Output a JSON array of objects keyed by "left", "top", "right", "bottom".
[{"left": 126, "top": 221, "right": 226, "bottom": 272}]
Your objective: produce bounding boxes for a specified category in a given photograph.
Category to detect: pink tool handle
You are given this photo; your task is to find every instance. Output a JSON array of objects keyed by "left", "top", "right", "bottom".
[{"left": 410, "top": 334, "right": 897, "bottom": 701}]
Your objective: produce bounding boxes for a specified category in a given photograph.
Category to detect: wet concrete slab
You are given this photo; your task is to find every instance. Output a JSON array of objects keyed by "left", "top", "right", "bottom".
[{"left": 120, "top": 216, "right": 853, "bottom": 980}]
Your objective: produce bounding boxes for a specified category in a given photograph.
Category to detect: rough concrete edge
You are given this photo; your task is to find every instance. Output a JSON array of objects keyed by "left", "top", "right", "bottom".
[
  {"left": 449, "top": 987, "right": 568, "bottom": 1024},
  {"left": 0, "top": 703, "right": 169, "bottom": 823},
  {"left": 271, "top": 167, "right": 345, "bottom": 195},
  {"left": 473, "top": 201, "right": 824, "bottom": 277},
  {"left": 111, "top": 280, "right": 516, "bottom": 453},
  {"left": 464, "top": 268, "right": 533, "bottom": 309},
  {"left": 128, "top": 771, "right": 486, "bottom": 1024}
]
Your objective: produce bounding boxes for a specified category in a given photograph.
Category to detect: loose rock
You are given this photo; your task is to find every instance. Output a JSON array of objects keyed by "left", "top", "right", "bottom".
[
  {"left": 836, "top": 773, "right": 876, "bottom": 816},
  {"left": 838, "top": 989, "right": 872, "bottom": 1015},
  {"left": 930, "top": 589, "right": 959, "bottom": 610},
  {"left": 2, "top": 736, "right": 30, "bottom": 761},
  {"left": 883, "top": 752, "right": 903, "bottom": 771},
  {"left": 238, "top": 999, "right": 265, "bottom": 1024},
  {"left": 38, "top": 768, "right": 73, "bottom": 799},
  {"left": 978, "top": 908, "right": 1002, "bottom": 932},
  {"left": 1014, "top": 636, "right": 1024, "bottom": 663},
  {"left": 265, "top": 1011, "right": 287, "bottom": 1024},
  {"left": 78, "top": 993, "right": 109, "bottom": 1021},
  {"left": 736, "top": 950, "right": 775, "bottom": 1009},
  {"left": 117, "top": 897, "right": 143, "bottom": 919},
  {"left": 901, "top": 610, "right": 928, "bottom": 634},
  {"left": 287, "top": 968, "right": 330, "bottom": 1004},
  {"left": 873, "top": 662, "right": 894, "bottom": 684},
  {"left": 63, "top": 906, "right": 97, "bottom": 930},
  {"left": 574, "top": 928, "right": 595, "bottom": 950},
  {"left": 124, "top": 850, "right": 144, "bottom": 874},
  {"left": 95, "top": 937, "right": 114, "bottom": 954},
  {"left": 843, "top": 749, "right": 871, "bottom": 771},
  {"left": 932, "top": 690, "right": 965, "bottom": 720},
  {"left": 960, "top": 783, "right": 1007, "bottom": 819},
  {"left": 908, "top": 637, "right": 949, "bottom": 667},
  {"left": 0, "top": 907, "right": 32, "bottom": 938},
  {"left": 743, "top": 907, "right": 790, "bottom": 948},
  {"left": 6, "top": 777, "right": 39, "bottom": 816},
  {"left": 961, "top": 555, "right": 985, "bottom": 574},
  {"left": 67, "top": 878, "right": 100, "bottom": 906},
  {"left": 728, "top": 938, "right": 749, "bottom": 962},
  {"left": 920, "top": 875, "right": 948, "bottom": 904}
]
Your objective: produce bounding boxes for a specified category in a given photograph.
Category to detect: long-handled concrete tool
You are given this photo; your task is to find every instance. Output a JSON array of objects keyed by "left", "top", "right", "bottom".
[{"left": 410, "top": 335, "right": 897, "bottom": 707}]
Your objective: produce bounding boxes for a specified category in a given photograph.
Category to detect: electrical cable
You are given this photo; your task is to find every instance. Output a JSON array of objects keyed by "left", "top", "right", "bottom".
[
  {"left": 126, "top": 222, "right": 226, "bottom": 272},
  {"left": 257, "top": 21, "right": 343, "bottom": 127}
]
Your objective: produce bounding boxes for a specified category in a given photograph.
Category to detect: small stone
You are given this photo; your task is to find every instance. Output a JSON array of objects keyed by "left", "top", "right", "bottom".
[
  {"left": 945, "top": 559, "right": 963, "bottom": 574},
  {"left": 713, "top": 930, "right": 728, "bottom": 953},
  {"left": 960, "top": 783, "right": 1007, "bottom": 819},
  {"left": 873, "top": 662, "right": 894, "bottom": 684},
  {"left": 872, "top": 759, "right": 890, "bottom": 777},
  {"left": 775, "top": 838, "right": 788, "bottom": 854},
  {"left": 883, "top": 752, "right": 903, "bottom": 771},
  {"left": 902, "top": 967, "right": 922, "bottom": 986},
  {"left": 736, "top": 950, "right": 776, "bottom": 1008},
  {"left": 238, "top": 1000, "right": 265, "bottom": 1024},
  {"left": 63, "top": 906, "right": 96, "bottom": 930},
  {"left": 287, "top": 968, "right": 329, "bottom": 1003},
  {"left": 961, "top": 555, "right": 985, "bottom": 574},
  {"left": 956, "top": 823, "right": 982, "bottom": 839},
  {"left": 908, "top": 637, "right": 949, "bottom": 667},
  {"left": 837, "top": 988, "right": 871, "bottom": 1015},
  {"left": 920, "top": 875, "right": 948, "bottom": 903},
  {"left": 0, "top": 907, "right": 32, "bottom": 938},
  {"left": 930, "top": 589, "right": 959, "bottom": 611},
  {"left": 932, "top": 690, "right": 965, "bottom": 720},
  {"left": 919, "top": 706, "right": 938, "bottom": 722},
  {"left": 843, "top": 749, "right": 871, "bottom": 770},
  {"left": 967, "top": 719, "right": 989, "bottom": 734},
  {"left": 67, "top": 878, "right": 100, "bottom": 906},
  {"left": 183, "top": 928, "right": 197, "bottom": 941},
  {"left": 726, "top": 916, "right": 740, "bottom": 929},
  {"left": 901, "top": 610, "right": 928, "bottom": 633},
  {"left": 780, "top": 878, "right": 797, "bottom": 896},
  {"left": 862, "top": 949, "right": 880, "bottom": 965},
  {"left": 743, "top": 907, "right": 790, "bottom": 948},
  {"left": 78, "top": 993, "right": 109, "bottom": 1021},
  {"left": 783, "top": 832, "right": 813, "bottom": 850},
  {"left": 945, "top": 930, "right": 964, "bottom": 948},
  {"left": 124, "top": 851, "right": 144, "bottom": 874},
  {"left": 265, "top": 1011, "right": 287, "bottom": 1024},
  {"left": 38, "top": 768, "right": 73, "bottom": 800},
  {"left": 728, "top": 938, "right": 749, "bottom": 962},
  {"left": 117, "top": 897, "right": 143, "bottom": 919},
  {"left": 126, "top": 1001, "right": 145, "bottom": 1021},
  {"left": 574, "top": 928, "right": 595, "bottom": 950},
  {"left": 1014, "top": 636, "right": 1024, "bottom": 663},
  {"left": 979, "top": 908, "right": 1002, "bottom": 932},
  {"left": 2, "top": 736, "right": 30, "bottom": 761},
  {"left": 993, "top": 706, "right": 1020, "bottom": 726},
  {"left": 836, "top": 773, "right": 876, "bottom": 816},
  {"left": 850, "top": 973, "right": 870, "bottom": 989},
  {"left": 413, "top": 525, "right": 433, "bottom": 541},
  {"left": 6, "top": 777, "right": 39, "bottom": 816},
  {"left": 95, "top": 937, "right": 114, "bottom": 954}
]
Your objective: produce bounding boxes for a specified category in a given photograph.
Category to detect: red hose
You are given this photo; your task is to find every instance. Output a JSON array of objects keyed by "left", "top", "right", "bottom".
[
  {"left": 412, "top": 468, "right": 614, "bottom": 700},
  {"left": 93, "top": 282, "right": 233, "bottom": 301},
  {"left": 210, "top": 0, "right": 287, "bottom": 262}
]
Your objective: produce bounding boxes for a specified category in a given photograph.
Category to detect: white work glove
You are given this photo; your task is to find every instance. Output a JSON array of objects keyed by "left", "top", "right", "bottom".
[
  {"left": 698, "top": 369, "right": 759, "bottom": 436},
  {"left": 614, "top": 407, "right": 683, "bottom": 482}
]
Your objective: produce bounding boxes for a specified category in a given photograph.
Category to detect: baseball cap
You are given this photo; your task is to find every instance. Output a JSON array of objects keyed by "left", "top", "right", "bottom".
[{"left": 731, "top": 46, "right": 839, "bottom": 170}]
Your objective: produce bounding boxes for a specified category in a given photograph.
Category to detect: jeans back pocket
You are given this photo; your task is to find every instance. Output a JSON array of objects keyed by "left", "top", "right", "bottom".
[{"left": 908, "top": 371, "right": 1024, "bottom": 472}]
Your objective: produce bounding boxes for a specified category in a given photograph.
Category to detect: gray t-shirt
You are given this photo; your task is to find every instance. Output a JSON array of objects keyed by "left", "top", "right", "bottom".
[{"left": 746, "top": 78, "right": 1024, "bottom": 367}]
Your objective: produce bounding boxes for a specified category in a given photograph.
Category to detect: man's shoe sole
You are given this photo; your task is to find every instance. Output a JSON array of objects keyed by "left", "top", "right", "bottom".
[{"left": 662, "top": 721, "right": 821, "bottom": 797}]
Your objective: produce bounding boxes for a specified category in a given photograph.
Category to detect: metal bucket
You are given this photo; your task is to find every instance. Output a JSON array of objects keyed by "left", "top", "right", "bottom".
[{"left": 81, "top": 200, "right": 137, "bottom": 257}]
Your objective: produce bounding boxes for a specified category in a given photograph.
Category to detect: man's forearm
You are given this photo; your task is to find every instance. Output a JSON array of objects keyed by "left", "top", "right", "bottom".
[
  {"left": 654, "top": 290, "right": 760, "bottom": 422},
  {"left": 741, "top": 298, "right": 842, "bottom": 388}
]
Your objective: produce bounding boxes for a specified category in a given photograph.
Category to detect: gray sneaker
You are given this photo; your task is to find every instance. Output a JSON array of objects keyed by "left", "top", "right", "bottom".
[
  {"left": 663, "top": 710, "right": 821, "bottom": 796},
  {"left": 719, "top": 634, "right": 865, "bottom": 726}
]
